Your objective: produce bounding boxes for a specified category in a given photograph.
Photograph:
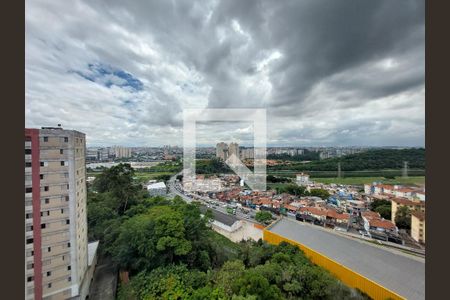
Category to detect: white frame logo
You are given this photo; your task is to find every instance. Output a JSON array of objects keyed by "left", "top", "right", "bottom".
[{"left": 183, "top": 108, "right": 267, "bottom": 192}]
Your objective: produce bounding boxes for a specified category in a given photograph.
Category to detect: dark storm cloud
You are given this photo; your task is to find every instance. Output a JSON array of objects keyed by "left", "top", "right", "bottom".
[{"left": 26, "top": 0, "right": 424, "bottom": 146}]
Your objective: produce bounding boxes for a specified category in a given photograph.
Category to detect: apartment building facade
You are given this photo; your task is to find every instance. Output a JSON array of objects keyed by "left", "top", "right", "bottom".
[
  {"left": 25, "top": 127, "right": 92, "bottom": 300},
  {"left": 216, "top": 142, "right": 228, "bottom": 161},
  {"left": 391, "top": 198, "right": 426, "bottom": 225},
  {"left": 411, "top": 211, "right": 425, "bottom": 244}
]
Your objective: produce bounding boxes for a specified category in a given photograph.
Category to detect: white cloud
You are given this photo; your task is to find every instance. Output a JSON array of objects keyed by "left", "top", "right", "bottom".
[{"left": 25, "top": 0, "right": 424, "bottom": 147}]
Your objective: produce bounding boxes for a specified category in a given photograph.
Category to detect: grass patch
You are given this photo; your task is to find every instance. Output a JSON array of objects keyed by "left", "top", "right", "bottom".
[{"left": 133, "top": 172, "right": 175, "bottom": 183}]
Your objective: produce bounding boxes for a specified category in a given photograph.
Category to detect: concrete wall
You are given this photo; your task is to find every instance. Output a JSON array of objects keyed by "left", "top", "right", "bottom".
[{"left": 263, "top": 229, "right": 405, "bottom": 300}]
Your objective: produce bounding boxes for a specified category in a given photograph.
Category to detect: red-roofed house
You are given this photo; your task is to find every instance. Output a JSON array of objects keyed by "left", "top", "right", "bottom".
[
  {"left": 326, "top": 210, "right": 350, "bottom": 225},
  {"left": 394, "top": 188, "right": 415, "bottom": 199},
  {"left": 299, "top": 207, "right": 328, "bottom": 221},
  {"left": 369, "top": 219, "right": 397, "bottom": 233}
]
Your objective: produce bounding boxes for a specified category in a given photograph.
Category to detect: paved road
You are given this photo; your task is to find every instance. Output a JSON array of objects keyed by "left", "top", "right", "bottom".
[
  {"left": 269, "top": 218, "right": 425, "bottom": 300},
  {"left": 168, "top": 173, "right": 246, "bottom": 227}
]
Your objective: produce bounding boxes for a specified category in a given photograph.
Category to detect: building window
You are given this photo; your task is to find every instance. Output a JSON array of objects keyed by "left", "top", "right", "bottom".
[
  {"left": 67, "top": 265, "right": 71, "bottom": 270},
  {"left": 60, "top": 161, "right": 65, "bottom": 166},
  {"left": 61, "top": 209, "right": 64, "bottom": 214},
  {"left": 64, "top": 137, "right": 68, "bottom": 142},
  {"left": 65, "top": 196, "right": 69, "bottom": 201},
  {"left": 27, "top": 276, "right": 33, "bottom": 282},
  {"left": 26, "top": 238, "right": 33, "bottom": 244},
  {"left": 47, "top": 271, "right": 51, "bottom": 276},
  {"left": 68, "top": 276, "right": 72, "bottom": 282},
  {"left": 25, "top": 187, "right": 32, "bottom": 193},
  {"left": 48, "top": 247, "right": 51, "bottom": 252},
  {"left": 67, "top": 184, "right": 69, "bottom": 190},
  {"left": 60, "top": 149, "right": 64, "bottom": 154},
  {"left": 41, "top": 223, "right": 46, "bottom": 229},
  {"left": 44, "top": 186, "right": 49, "bottom": 191},
  {"left": 40, "top": 174, "right": 44, "bottom": 180},
  {"left": 26, "top": 213, "right": 33, "bottom": 219},
  {"left": 48, "top": 283, "right": 52, "bottom": 288},
  {"left": 25, "top": 149, "right": 32, "bottom": 155},
  {"left": 45, "top": 198, "right": 50, "bottom": 204},
  {"left": 25, "top": 162, "right": 32, "bottom": 167},
  {"left": 67, "top": 242, "right": 71, "bottom": 248},
  {"left": 40, "top": 161, "right": 44, "bottom": 167},
  {"left": 43, "top": 137, "right": 48, "bottom": 142},
  {"left": 66, "top": 219, "right": 70, "bottom": 225}
]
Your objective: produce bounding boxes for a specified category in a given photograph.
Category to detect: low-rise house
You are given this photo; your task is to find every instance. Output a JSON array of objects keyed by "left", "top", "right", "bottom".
[
  {"left": 394, "top": 188, "right": 415, "bottom": 199},
  {"left": 368, "top": 219, "right": 397, "bottom": 233},
  {"left": 298, "top": 207, "right": 328, "bottom": 221},
  {"left": 364, "top": 184, "right": 373, "bottom": 195},
  {"left": 361, "top": 211, "right": 397, "bottom": 233},
  {"left": 284, "top": 204, "right": 299, "bottom": 213},
  {"left": 147, "top": 182, "right": 167, "bottom": 196},
  {"left": 326, "top": 210, "right": 349, "bottom": 225},
  {"left": 414, "top": 191, "right": 426, "bottom": 201}
]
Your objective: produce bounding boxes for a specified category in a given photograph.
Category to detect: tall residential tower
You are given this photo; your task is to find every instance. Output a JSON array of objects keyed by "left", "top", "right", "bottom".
[{"left": 25, "top": 127, "right": 97, "bottom": 300}]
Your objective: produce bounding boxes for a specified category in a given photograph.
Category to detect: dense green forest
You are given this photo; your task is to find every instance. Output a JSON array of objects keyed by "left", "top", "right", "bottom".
[
  {"left": 267, "top": 150, "right": 321, "bottom": 161},
  {"left": 88, "top": 164, "right": 369, "bottom": 300},
  {"left": 269, "top": 148, "right": 425, "bottom": 172}
]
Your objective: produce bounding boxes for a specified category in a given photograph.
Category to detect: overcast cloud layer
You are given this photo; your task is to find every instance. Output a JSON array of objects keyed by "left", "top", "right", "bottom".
[{"left": 25, "top": 0, "right": 425, "bottom": 147}]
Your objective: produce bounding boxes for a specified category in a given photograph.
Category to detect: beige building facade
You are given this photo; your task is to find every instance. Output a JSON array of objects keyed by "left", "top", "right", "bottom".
[
  {"left": 25, "top": 127, "right": 93, "bottom": 300},
  {"left": 411, "top": 211, "right": 425, "bottom": 244}
]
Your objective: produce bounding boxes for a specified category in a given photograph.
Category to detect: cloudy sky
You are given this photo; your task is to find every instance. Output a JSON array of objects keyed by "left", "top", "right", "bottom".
[{"left": 25, "top": 0, "right": 424, "bottom": 147}]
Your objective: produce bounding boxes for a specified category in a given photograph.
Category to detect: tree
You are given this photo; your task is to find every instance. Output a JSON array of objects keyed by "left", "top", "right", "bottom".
[
  {"left": 231, "top": 270, "right": 283, "bottom": 300},
  {"left": 309, "top": 188, "right": 331, "bottom": 199},
  {"left": 112, "top": 206, "right": 192, "bottom": 273},
  {"left": 276, "top": 184, "right": 307, "bottom": 196},
  {"left": 395, "top": 206, "right": 411, "bottom": 230},
  {"left": 92, "top": 163, "right": 142, "bottom": 214},
  {"left": 255, "top": 211, "right": 272, "bottom": 224},
  {"left": 370, "top": 199, "right": 391, "bottom": 211},
  {"left": 374, "top": 205, "right": 391, "bottom": 220}
]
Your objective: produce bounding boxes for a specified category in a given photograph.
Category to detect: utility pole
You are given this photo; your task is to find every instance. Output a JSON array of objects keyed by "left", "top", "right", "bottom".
[{"left": 402, "top": 161, "right": 408, "bottom": 178}]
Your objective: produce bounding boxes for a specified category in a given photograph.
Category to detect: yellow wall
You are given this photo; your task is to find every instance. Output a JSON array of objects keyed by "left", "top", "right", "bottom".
[{"left": 263, "top": 229, "right": 405, "bottom": 300}]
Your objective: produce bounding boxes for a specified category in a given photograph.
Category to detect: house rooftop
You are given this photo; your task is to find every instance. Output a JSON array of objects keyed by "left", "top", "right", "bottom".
[{"left": 411, "top": 211, "right": 425, "bottom": 221}]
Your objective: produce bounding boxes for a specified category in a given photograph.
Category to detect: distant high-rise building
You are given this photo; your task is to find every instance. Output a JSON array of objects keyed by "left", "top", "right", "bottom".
[
  {"left": 216, "top": 142, "right": 229, "bottom": 161},
  {"left": 240, "top": 148, "right": 254, "bottom": 160},
  {"left": 114, "top": 146, "right": 131, "bottom": 158},
  {"left": 25, "top": 127, "right": 97, "bottom": 300},
  {"left": 228, "top": 142, "right": 239, "bottom": 159}
]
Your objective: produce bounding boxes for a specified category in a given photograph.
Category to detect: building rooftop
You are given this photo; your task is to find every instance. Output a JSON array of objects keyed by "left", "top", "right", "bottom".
[
  {"left": 392, "top": 197, "right": 425, "bottom": 206},
  {"left": 147, "top": 182, "right": 167, "bottom": 190},
  {"left": 411, "top": 211, "right": 425, "bottom": 221},
  {"left": 369, "top": 218, "right": 396, "bottom": 229},
  {"left": 268, "top": 218, "right": 424, "bottom": 300}
]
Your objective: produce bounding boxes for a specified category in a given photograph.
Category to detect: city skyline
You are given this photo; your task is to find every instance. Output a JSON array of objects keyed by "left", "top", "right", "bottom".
[{"left": 26, "top": 0, "right": 424, "bottom": 147}]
